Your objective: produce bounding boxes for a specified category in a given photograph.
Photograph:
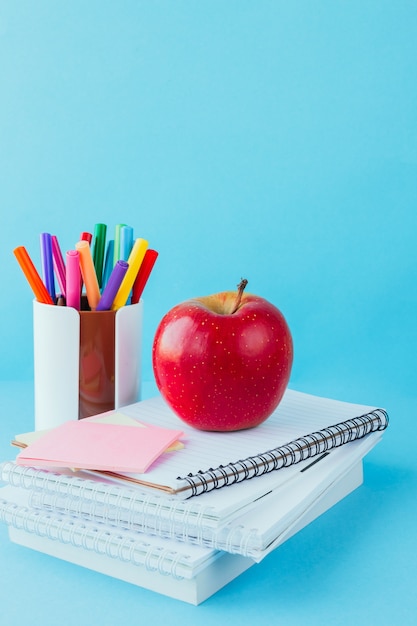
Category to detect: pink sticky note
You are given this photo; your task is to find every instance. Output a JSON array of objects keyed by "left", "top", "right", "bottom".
[{"left": 16, "top": 420, "right": 184, "bottom": 473}]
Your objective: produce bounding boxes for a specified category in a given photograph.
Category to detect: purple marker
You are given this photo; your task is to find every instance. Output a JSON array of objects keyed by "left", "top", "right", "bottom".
[
  {"left": 96, "top": 260, "right": 129, "bottom": 311},
  {"left": 40, "top": 233, "right": 56, "bottom": 302}
]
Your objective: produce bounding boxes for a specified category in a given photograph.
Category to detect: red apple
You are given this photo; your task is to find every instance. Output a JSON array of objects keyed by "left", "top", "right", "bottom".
[{"left": 152, "top": 280, "right": 293, "bottom": 431}]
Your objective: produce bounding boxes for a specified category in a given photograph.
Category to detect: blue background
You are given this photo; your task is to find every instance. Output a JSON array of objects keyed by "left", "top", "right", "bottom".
[{"left": 0, "top": 2, "right": 416, "bottom": 624}]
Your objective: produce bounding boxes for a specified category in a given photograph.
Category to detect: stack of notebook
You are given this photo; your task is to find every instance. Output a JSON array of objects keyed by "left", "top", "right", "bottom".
[{"left": 0, "top": 388, "right": 388, "bottom": 605}]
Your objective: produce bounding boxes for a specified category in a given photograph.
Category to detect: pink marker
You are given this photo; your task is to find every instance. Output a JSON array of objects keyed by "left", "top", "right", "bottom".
[
  {"left": 66, "top": 250, "right": 81, "bottom": 310},
  {"left": 52, "top": 235, "right": 66, "bottom": 298}
]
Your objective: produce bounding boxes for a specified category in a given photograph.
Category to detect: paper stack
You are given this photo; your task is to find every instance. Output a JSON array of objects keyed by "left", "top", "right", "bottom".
[{"left": 0, "top": 389, "right": 388, "bottom": 604}]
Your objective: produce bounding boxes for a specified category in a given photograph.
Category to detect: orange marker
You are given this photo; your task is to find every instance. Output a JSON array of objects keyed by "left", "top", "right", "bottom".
[
  {"left": 75, "top": 240, "right": 100, "bottom": 311},
  {"left": 14, "top": 246, "right": 54, "bottom": 305}
]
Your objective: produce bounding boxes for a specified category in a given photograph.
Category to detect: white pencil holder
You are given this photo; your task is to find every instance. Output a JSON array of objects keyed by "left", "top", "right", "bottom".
[{"left": 33, "top": 299, "right": 143, "bottom": 430}]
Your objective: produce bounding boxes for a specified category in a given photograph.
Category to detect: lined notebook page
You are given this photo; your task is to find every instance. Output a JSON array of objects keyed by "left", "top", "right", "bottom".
[{"left": 96, "top": 388, "right": 379, "bottom": 507}]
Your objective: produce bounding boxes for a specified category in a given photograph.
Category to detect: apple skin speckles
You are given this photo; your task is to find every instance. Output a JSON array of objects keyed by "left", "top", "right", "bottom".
[{"left": 152, "top": 288, "right": 293, "bottom": 432}]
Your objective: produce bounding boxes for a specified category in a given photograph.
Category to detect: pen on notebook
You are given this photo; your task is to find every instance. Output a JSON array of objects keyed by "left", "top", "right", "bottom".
[
  {"left": 66, "top": 250, "right": 81, "bottom": 310},
  {"left": 119, "top": 225, "right": 133, "bottom": 261},
  {"left": 40, "top": 233, "right": 56, "bottom": 302},
  {"left": 75, "top": 240, "right": 100, "bottom": 310},
  {"left": 51, "top": 235, "right": 66, "bottom": 298},
  {"left": 96, "top": 260, "right": 129, "bottom": 311},
  {"left": 92, "top": 223, "right": 107, "bottom": 288},
  {"left": 131, "top": 249, "right": 158, "bottom": 304},
  {"left": 102, "top": 239, "right": 115, "bottom": 289},
  {"left": 13, "top": 246, "right": 54, "bottom": 305},
  {"left": 111, "top": 238, "right": 148, "bottom": 310}
]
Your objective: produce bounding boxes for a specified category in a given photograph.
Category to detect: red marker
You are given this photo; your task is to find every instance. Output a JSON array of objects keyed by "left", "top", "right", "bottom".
[
  {"left": 131, "top": 249, "right": 158, "bottom": 304},
  {"left": 80, "top": 232, "right": 92, "bottom": 245}
]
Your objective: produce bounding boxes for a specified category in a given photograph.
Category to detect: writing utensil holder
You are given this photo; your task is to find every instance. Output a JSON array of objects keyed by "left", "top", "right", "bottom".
[{"left": 33, "top": 299, "right": 143, "bottom": 430}]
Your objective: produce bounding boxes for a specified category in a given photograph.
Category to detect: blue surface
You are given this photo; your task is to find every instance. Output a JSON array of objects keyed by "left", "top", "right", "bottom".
[{"left": 0, "top": 2, "right": 416, "bottom": 624}]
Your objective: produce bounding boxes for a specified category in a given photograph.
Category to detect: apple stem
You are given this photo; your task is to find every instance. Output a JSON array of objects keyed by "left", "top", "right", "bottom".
[{"left": 230, "top": 279, "right": 248, "bottom": 314}]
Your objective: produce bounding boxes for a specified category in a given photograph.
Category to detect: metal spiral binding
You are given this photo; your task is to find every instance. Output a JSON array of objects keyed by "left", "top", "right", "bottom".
[
  {"left": 179, "top": 408, "right": 389, "bottom": 497},
  {"left": 0, "top": 497, "right": 197, "bottom": 579}
]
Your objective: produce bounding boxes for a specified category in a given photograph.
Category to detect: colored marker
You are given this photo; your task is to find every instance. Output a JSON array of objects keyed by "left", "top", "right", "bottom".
[
  {"left": 51, "top": 235, "right": 66, "bottom": 297},
  {"left": 97, "top": 260, "right": 129, "bottom": 311},
  {"left": 40, "top": 233, "right": 56, "bottom": 302},
  {"left": 66, "top": 250, "right": 81, "bottom": 310},
  {"left": 13, "top": 246, "right": 54, "bottom": 305},
  {"left": 92, "top": 223, "right": 107, "bottom": 288},
  {"left": 79, "top": 232, "right": 93, "bottom": 294},
  {"left": 113, "top": 223, "right": 126, "bottom": 266},
  {"left": 75, "top": 240, "right": 100, "bottom": 311},
  {"left": 119, "top": 225, "right": 133, "bottom": 261},
  {"left": 80, "top": 231, "right": 92, "bottom": 245},
  {"left": 131, "top": 249, "right": 158, "bottom": 304},
  {"left": 111, "top": 238, "right": 148, "bottom": 310},
  {"left": 102, "top": 239, "right": 115, "bottom": 289}
]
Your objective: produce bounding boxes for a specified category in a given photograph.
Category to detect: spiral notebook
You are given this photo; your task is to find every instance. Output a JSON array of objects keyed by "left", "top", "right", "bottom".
[
  {"left": 0, "top": 450, "right": 365, "bottom": 604},
  {"left": 22, "top": 432, "right": 381, "bottom": 560},
  {"left": 0, "top": 485, "right": 219, "bottom": 579},
  {"left": 10, "top": 388, "right": 388, "bottom": 502}
]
